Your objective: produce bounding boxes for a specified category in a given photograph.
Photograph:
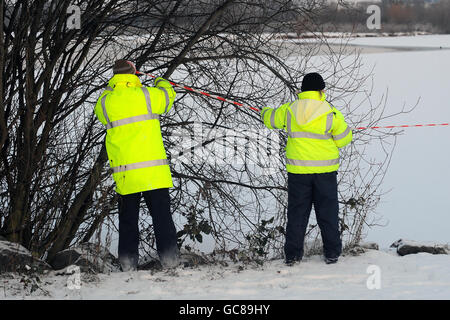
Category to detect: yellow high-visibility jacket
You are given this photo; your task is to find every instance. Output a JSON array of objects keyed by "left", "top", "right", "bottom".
[
  {"left": 94, "top": 74, "right": 176, "bottom": 195},
  {"left": 261, "top": 91, "right": 352, "bottom": 174}
]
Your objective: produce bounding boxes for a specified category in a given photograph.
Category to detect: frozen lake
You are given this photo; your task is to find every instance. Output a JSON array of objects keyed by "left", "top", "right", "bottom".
[
  {"left": 277, "top": 34, "right": 450, "bottom": 55},
  {"left": 341, "top": 35, "right": 450, "bottom": 248}
]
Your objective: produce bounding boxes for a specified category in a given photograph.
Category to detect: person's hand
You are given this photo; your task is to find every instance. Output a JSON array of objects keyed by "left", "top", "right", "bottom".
[{"left": 154, "top": 77, "right": 167, "bottom": 87}]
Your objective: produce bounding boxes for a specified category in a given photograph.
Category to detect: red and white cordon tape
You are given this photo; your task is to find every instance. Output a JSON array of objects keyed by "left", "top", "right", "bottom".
[
  {"left": 136, "top": 71, "right": 260, "bottom": 112},
  {"left": 355, "top": 123, "right": 449, "bottom": 130},
  {"left": 137, "top": 71, "right": 449, "bottom": 131}
]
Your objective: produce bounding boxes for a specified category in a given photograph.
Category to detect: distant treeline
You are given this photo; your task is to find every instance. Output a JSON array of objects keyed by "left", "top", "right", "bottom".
[{"left": 296, "top": 0, "right": 450, "bottom": 34}]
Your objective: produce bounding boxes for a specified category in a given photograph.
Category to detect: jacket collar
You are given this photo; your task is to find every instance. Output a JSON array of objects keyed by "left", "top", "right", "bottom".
[
  {"left": 108, "top": 74, "right": 142, "bottom": 88},
  {"left": 297, "top": 91, "right": 326, "bottom": 101}
]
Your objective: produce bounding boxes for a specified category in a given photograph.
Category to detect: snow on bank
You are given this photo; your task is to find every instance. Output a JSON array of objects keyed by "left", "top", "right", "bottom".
[
  {"left": 346, "top": 34, "right": 450, "bottom": 49},
  {"left": 1, "top": 249, "right": 449, "bottom": 300},
  {"left": 273, "top": 34, "right": 450, "bottom": 49}
]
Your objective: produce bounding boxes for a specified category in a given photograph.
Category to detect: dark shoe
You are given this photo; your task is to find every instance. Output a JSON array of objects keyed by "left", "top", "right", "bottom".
[
  {"left": 160, "top": 252, "right": 181, "bottom": 269},
  {"left": 120, "top": 257, "right": 138, "bottom": 272},
  {"left": 324, "top": 257, "right": 338, "bottom": 264},
  {"left": 285, "top": 257, "right": 301, "bottom": 266}
]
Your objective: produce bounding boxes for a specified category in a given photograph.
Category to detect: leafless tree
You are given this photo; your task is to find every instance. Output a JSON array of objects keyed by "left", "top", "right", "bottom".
[{"left": 0, "top": 0, "right": 412, "bottom": 264}]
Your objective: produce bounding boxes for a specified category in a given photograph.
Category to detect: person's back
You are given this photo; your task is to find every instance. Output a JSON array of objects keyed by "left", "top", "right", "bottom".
[
  {"left": 261, "top": 72, "right": 352, "bottom": 265},
  {"left": 95, "top": 60, "right": 179, "bottom": 270},
  {"left": 95, "top": 68, "right": 175, "bottom": 194},
  {"left": 261, "top": 89, "right": 351, "bottom": 174}
]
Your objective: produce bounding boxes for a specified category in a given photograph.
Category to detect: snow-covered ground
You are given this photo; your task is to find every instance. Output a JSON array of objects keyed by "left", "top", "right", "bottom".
[
  {"left": 1, "top": 249, "right": 449, "bottom": 300},
  {"left": 2, "top": 35, "right": 449, "bottom": 302}
]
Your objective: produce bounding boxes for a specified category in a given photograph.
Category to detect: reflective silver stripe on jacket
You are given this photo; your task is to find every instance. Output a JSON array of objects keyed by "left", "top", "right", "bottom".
[
  {"left": 141, "top": 87, "right": 153, "bottom": 114},
  {"left": 286, "top": 111, "right": 292, "bottom": 133},
  {"left": 325, "top": 112, "right": 333, "bottom": 133},
  {"left": 332, "top": 126, "right": 350, "bottom": 141},
  {"left": 112, "top": 159, "right": 169, "bottom": 174},
  {"left": 159, "top": 87, "right": 170, "bottom": 113},
  {"left": 261, "top": 108, "right": 269, "bottom": 122},
  {"left": 270, "top": 109, "right": 277, "bottom": 128},
  {"left": 101, "top": 95, "right": 110, "bottom": 124},
  {"left": 287, "top": 111, "right": 333, "bottom": 140},
  {"left": 289, "top": 131, "right": 332, "bottom": 139},
  {"left": 286, "top": 158, "right": 339, "bottom": 167},
  {"left": 102, "top": 86, "right": 160, "bottom": 130},
  {"left": 286, "top": 102, "right": 296, "bottom": 132},
  {"left": 106, "top": 113, "right": 159, "bottom": 130}
]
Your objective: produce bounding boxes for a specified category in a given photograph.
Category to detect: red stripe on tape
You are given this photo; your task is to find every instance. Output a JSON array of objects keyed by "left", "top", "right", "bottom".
[
  {"left": 137, "top": 70, "right": 260, "bottom": 113},
  {"left": 356, "top": 123, "right": 449, "bottom": 130}
]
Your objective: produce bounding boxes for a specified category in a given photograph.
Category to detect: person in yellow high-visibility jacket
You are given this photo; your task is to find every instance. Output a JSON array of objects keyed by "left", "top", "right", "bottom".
[
  {"left": 95, "top": 60, "right": 179, "bottom": 271},
  {"left": 261, "top": 72, "right": 352, "bottom": 265}
]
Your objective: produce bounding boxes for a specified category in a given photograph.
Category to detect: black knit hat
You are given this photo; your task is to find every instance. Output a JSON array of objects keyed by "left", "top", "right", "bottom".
[
  {"left": 113, "top": 59, "right": 137, "bottom": 75},
  {"left": 301, "top": 72, "right": 325, "bottom": 92}
]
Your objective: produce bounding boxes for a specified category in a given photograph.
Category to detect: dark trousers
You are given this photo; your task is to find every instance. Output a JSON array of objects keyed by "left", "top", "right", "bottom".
[
  {"left": 284, "top": 172, "right": 342, "bottom": 260},
  {"left": 118, "top": 188, "right": 178, "bottom": 267}
]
